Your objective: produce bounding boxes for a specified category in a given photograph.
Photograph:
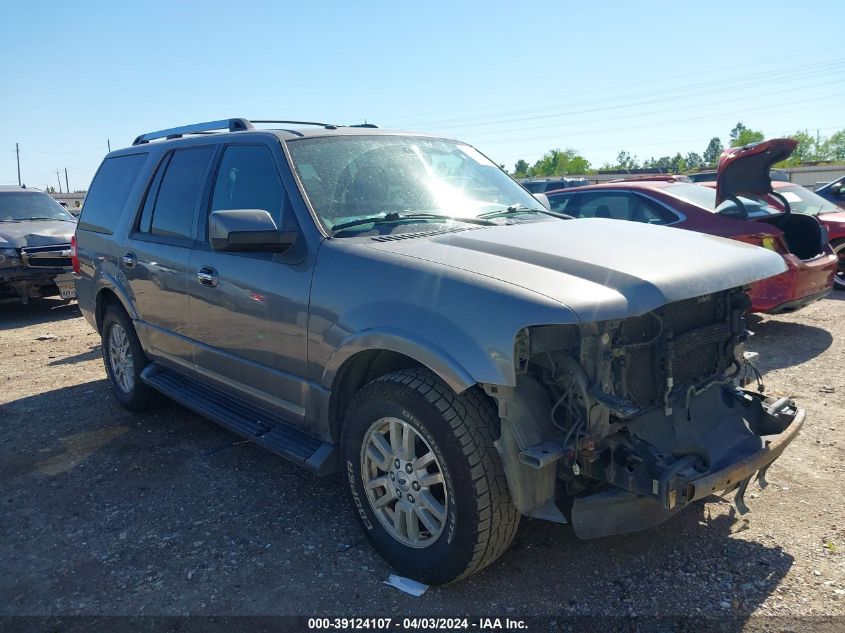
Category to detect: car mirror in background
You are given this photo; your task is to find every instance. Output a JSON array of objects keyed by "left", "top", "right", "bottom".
[
  {"left": 533, "top": 193, "right": 551, "bottom": 210},
  {"left": 209, "top": 209, "right": 298, "bottom": 253},
  {"left": 832, "top": 183, "right": 843, "bottom": 197}
]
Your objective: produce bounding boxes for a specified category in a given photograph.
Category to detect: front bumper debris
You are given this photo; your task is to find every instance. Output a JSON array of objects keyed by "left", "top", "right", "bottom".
[{"left": 571, "top": 390, "right": 804, "bottom": 539}]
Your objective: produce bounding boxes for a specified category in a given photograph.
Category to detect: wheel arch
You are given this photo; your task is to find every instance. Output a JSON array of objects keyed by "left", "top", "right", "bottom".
[
  {"left": 94, "top": 276, "right": 137, "bottom": 333},
  {"left": 324, "top": 332, "right": 486, "bottom": 443}
]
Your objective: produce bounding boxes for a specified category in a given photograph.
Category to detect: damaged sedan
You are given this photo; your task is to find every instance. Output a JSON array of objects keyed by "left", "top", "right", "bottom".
[{"left": 0, "top": 186, "right": 77, "bottom": 303}]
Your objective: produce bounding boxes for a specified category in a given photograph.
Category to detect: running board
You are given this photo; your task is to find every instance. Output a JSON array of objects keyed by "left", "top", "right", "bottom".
[{"left": 140, "top": 364, "right": 336, "bottom": 476}]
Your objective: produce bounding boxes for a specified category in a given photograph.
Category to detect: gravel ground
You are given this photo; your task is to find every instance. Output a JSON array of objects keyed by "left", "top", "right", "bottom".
[{"left": 0, "top": 295, "right": 843, "bottom": 624}]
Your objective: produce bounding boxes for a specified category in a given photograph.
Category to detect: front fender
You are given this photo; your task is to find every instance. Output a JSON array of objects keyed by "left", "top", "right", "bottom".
[{"left": 322, "top": 328, "right": 480, "bottom": 394}]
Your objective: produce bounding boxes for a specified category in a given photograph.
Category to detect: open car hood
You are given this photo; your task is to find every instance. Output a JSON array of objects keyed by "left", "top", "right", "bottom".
[{"left": 716, "top": 138, "right": 797, "bottom": 206}]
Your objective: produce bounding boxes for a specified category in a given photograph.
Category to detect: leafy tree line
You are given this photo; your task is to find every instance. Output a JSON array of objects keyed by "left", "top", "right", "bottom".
[{"left": 512, "top": 122, "right": 845, "bottom": 178}]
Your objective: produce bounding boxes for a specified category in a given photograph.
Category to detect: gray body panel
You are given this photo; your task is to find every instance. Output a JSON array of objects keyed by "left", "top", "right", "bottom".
[
  {"left": 75, "top": 126, "right": 787, "bottom": 449},
  {"left": 366, "top": 219, "right": 786, "bottom": 323}
]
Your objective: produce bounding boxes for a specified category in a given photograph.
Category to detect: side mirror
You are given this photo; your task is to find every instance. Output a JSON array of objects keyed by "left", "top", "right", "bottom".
[
  {"left": 831, "top": 183, "right": 843, "bottom": 197},
  {"left": 209, "top": 209, "right": 297, "bottom": 252},
  {"left": 533, "top": 193, "right": 551, "bottom": 210}
]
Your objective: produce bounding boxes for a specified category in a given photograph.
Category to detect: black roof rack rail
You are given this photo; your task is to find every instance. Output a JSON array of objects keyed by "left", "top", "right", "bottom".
[
  {"left": 131, "top": 118, "right": 380, "bottom": 146},
  {"left": 132, "top": 118, "right": 255, "bottom": 145},
  {"left": 250, "top": 119, "right": 340, "bottom": 129}
]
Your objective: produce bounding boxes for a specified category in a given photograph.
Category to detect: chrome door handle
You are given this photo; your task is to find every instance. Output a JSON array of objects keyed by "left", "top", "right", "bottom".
[
  {"left": 121, "top": 252, "right": 136, "bottom": 268},
  {"left": 196, "top": 266, "right": 218, "bottom": 287}
]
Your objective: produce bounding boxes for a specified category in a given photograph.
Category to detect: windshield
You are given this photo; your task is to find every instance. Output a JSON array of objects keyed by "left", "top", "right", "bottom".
[
  {"left": 286, "top": 135, "right": 540, "bottom": 233},
  {"left": 662, "top": 183, "right": 776, "bottom": 219},
  {"left": 0, "top": 192, "right": 76, "bottom": 222},
  {"left": 774, "top": 185, "right": 841, "bottom": 216}
]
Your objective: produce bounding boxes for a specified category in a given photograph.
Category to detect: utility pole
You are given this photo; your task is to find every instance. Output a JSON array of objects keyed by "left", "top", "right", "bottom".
[
  {"left": 64, "top": 168, "right": 69, "bottom": 193},
  {"left": 56, "top": 170, "right": 62, "bottom": 194},
  {"left": 15, "top": 143, "right": 21, "bottom": 186}
]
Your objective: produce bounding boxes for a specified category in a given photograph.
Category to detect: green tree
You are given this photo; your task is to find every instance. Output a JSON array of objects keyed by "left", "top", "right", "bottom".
[
  {"left": 616, "top": 150, "right": 639, "bottom": 170},
  {"left": 513, "top": 159, "right": 530, "bottom": 177},
  {"left": 703, "top": 137, "right": 724, "bottom": 165},
  {"left": 529, "top": 148, "right": 592, "bottom": 176},
  {"left": 777, "top": 130, "right": 817, "bottom": 166},
  {"left": 823, "top": 129, "right": 845, "bottom": 161},
  {"left": 729, "top": 122, "right": 764, "bottom": 147},
  {"left": 685, "top": 152, "right": 704, "bottom": 170},
  {"left": 642, "top": 156, "right": 673, "bottom": 170}
]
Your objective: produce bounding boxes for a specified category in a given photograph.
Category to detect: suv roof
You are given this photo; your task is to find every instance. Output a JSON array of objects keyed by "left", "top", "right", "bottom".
[{"left": 130, "top": 117, "right": 391, "bottom": 146}]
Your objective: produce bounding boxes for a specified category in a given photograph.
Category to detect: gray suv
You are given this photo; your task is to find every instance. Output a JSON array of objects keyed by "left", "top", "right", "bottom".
[{"left": 74, "top": 118, "right": 804, "bottom": 584}]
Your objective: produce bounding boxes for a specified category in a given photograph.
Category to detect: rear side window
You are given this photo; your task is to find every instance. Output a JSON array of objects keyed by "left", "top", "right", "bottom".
[
  {"left": 573, "top": 193, "right": 631, "bottom": 219},
  {"left": 78, "top": 153, "right": 147, "bottom": 233},
  {"left": 138, "top": 147, "right": 215, "bottom": 240},
  {"left": 210, "top": 145, "right": 286, "bottom": 225}
]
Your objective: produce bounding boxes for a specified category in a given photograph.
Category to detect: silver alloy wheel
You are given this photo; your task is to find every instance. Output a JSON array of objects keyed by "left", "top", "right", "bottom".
[
  {"left": 360, "top": 417, "right": 448, "bottom": 548},
  {"left": 834, "top": 241, "right": 845, "bottom": 290},
  {"left": 108, "top": 323, "right": 135, "bottom": 393}
]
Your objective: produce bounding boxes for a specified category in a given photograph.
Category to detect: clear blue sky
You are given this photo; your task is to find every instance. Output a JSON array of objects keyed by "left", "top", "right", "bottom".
[{"left": 1, "top": 0, "right": 842, "bottom": 191}]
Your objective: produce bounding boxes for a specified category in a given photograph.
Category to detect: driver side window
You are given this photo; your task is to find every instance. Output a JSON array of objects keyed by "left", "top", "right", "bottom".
[{"left": 210, "top": 145, "right": 287, "bottom": 227}]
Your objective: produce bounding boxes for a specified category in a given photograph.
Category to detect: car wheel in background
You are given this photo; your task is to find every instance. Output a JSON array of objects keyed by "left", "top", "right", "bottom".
[
  {"left": 341, "top": 368, "right": 519, "bottom": 584},
  {"left": 101, "top": 304, "right": 156, "bottom": 411},
  {"left": 832, "top": 240, "right": 845, "bottom": 291}
]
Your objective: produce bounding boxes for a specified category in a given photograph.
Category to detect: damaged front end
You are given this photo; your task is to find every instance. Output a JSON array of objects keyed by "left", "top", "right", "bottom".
[{"left": 484, "top": 287, "right": 804, "bottom": 539}]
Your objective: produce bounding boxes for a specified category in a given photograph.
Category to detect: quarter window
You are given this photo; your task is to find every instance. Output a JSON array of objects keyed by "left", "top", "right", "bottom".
[
  {"left": 79, "top": 153, "right": 148, "bottom": 233},
  {"left": 547, "top": 194, "right": 574, "bottom": 214}
]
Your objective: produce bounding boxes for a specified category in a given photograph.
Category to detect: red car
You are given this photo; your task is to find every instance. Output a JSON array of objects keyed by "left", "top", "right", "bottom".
[
  {"left": 762, "top": 182, "right": 844, "bottom": 291},
  {"left": 545, "top": 139, "right": 837, "bottom": 313},
  {"left": 699, "top": 179, "right": 845, "bottom": 291}
]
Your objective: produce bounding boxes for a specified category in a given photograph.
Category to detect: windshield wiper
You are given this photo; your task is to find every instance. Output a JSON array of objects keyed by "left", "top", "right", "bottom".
[
  {"left": 477, "top": 203, "right": 573, "bottom": 220},
  {"left": 330, "top": 212, "right": 495, "bottom": 234}
]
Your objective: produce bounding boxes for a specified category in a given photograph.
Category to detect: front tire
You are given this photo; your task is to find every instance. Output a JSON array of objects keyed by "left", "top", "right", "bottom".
[
  {"left": 341, "top": 368, "right": 519, "bottom": 584},
  {"left": 101, "top": 304, "right": 155, "bottom": 411}
]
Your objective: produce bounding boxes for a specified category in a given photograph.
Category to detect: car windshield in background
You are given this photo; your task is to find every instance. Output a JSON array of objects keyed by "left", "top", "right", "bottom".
[
  {"left": 286, "top": 135, "right": 541, "bottom": 234},
  {"left": 0, "top": 192, "right": 76, "bottom": 222},
  {"left": 775, "top": 185, "right": 841, "bottom": 216},
  {"left": 662, "top": 183, "right": 776, "bottom": 219}
]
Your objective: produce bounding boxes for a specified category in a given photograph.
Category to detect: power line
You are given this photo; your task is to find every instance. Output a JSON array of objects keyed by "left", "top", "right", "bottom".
[
  {"left": 455, "top": 77, "right": 844, "bottom": 141},
  {"left": 468, "top": 92, "right": 845, "bottom": 148},
  {"left": 380, "top": 55, "right": 845, "bottom": 129},
  {"left": 397, "top": 61, "right": 845, "bottom": 133}
]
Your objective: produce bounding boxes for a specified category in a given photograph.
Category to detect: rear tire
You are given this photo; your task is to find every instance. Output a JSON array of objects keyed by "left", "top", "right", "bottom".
[
  {"left": 832, "top": 239, "right": 845, "bottom": 291},
  {"left": 101, "top": 304, "right": 156, "bottom": 412},
  {"left": 341, "top": 368, "right": 519, "bottom": 584}
]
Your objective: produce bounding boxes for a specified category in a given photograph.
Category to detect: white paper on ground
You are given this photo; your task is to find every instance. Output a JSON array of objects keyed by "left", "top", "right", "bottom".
[{"left": 383, "top": 574, "right": 429, "bottom": 597}]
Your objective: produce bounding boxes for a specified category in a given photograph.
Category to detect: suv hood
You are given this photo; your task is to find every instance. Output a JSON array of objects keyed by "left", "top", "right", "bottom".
[
  {"left": 368, "top": 219, "right": 786, "bottom": 322},
  {"left": 716, "top": 138, "right": 797, "bottom": 205},
  {"left": 0, "top": 219, "right": 76, "bottom": 249}
]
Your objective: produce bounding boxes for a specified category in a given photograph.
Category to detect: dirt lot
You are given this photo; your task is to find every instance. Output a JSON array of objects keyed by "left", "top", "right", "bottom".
[{"left": 1, "top": 295, "right": 843, "bottom": 622}]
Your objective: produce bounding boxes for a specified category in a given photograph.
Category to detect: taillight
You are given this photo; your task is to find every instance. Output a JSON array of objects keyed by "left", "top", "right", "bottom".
[
  {"left": 762, "top": 235, "right": 789, "bottom": 254},
  {"left": 70, "top": 235, "right": 80, "bottom": 274}
]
